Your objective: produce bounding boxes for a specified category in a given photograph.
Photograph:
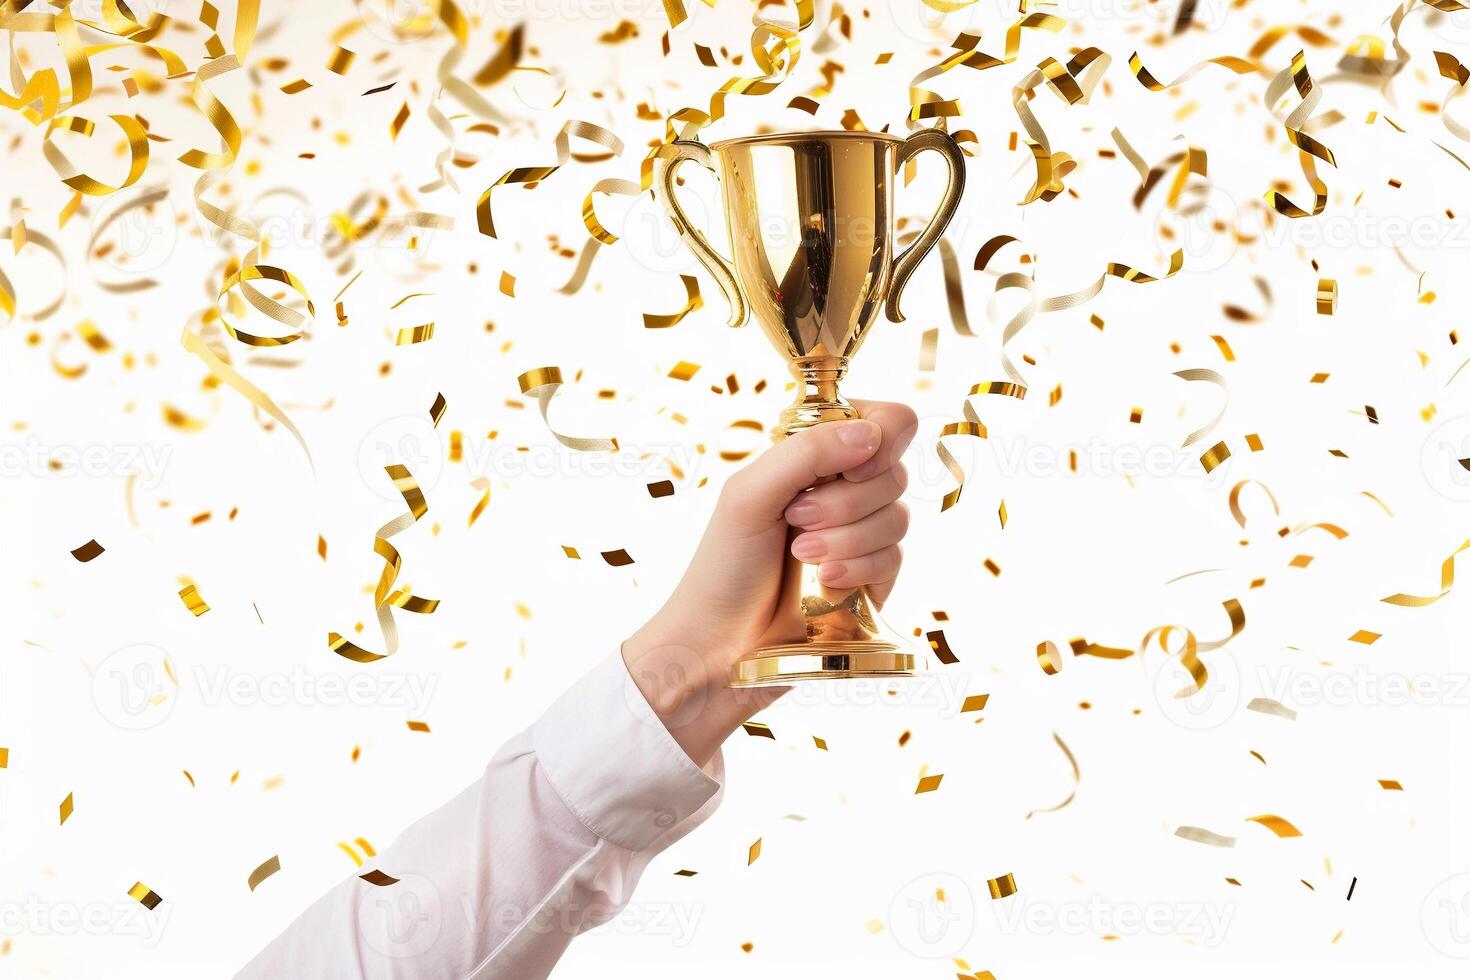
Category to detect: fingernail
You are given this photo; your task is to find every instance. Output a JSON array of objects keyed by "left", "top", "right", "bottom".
[
  {"left": 785, "top": 499, "right": 821, "bottom": 525},
  {"left": 819, "top": 561, "right": 846, "bottom": 583},
  {"left": 791, "top": 536, "right": 826, "bottom": 560},
  {"left": 836, "top": 420, "right": 880, "bottom": 449}
]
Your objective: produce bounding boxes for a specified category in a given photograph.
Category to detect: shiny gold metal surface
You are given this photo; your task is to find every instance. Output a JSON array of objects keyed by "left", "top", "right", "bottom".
[{"left": 656, "top": 129, "right": 966, "bottom": 688}]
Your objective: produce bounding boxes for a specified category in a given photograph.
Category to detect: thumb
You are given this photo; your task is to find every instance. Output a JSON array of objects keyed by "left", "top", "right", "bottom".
[{"left": 717, "top": 419, "right": 882, "bottom": 527}]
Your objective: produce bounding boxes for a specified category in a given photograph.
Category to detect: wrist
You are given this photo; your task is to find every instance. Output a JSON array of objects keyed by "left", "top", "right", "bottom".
[{"left": 621, "top": 621, "right": 728, "bottom": 768}]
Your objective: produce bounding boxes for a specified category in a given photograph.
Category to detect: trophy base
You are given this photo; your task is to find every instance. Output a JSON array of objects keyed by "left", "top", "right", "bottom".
[{"left": 729, "top": 641, "right": 920, "bottom": 688}]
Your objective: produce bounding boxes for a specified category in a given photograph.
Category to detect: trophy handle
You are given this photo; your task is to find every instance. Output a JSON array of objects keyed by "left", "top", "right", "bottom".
[
  {"left": 885, "top": 129, "right": 966, "bottom": 323},
  {"left": 656, "top": 140, "right": 748, "bottom": 328}
]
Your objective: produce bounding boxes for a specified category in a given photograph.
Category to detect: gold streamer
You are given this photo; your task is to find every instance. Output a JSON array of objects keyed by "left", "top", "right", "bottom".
[
  {"left": 1024, "top": 732, "right": 1078, "bottom": 818},
  {"left": 517, "top": 367, "right": 616, "bottom": 452},
  {"left": 643, "top": 275, "right": 703, "bottom": 328},
  {"left": 1263, "top": 52, "right": 1335, "bottom": 219},
  {"left": 477, "top": 119, "right": 624, "bottom": 240},
  {"left": 1381, "top": 538, "right": 1470, "bottom": 606},
  {"left": 328, "top": 464, "right": 439, "bottom": 663}
]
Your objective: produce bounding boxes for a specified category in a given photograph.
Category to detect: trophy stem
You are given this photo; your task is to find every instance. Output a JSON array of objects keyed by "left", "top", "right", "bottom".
[
  {"left": 778, "top": 355, "right": 858, "bottom": 435},
  {"left": 730, "top": 355, "right": 927, "bottom": 688}
]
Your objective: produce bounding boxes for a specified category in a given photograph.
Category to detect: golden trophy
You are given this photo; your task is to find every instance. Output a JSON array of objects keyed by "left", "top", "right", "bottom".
[{"left": 656, "top": 129, "right": 966, "bottom": 687}]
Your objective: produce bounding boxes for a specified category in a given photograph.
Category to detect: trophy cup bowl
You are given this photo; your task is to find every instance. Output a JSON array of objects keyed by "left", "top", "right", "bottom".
[{"left": 655, "top": 129, "right": 966, "bottom": 687}]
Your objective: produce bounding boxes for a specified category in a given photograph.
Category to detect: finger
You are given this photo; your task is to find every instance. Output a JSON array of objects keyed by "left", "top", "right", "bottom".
[
  {"left": 717, "top": 419, "right": 880, "bottom": 526},
  {"left": 844, "top": 400, "right": 918, "bottom": 482},
  {"left": 784, "top": 463, "right": 907, "bottom": 530},
  {"left": 818, "top": 544, "right": 903, "bottom": 589},
  {"left": 792, "top": 502, "right": 909, "bottom": 563},
  {"left": 867, "top": 571, "right": 900, "bottom": 608}
]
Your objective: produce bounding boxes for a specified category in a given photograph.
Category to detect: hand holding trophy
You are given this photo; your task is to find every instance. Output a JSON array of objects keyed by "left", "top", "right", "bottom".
[{"left": 655, "top": 129, "right": 966, "bottom": 687}]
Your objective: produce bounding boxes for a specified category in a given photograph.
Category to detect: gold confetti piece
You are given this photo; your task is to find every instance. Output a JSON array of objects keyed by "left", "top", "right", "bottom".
[
  {"left": 1378, "top": 779, "right": 1403, "bottom": 791},
  {"left": 915, "top": 773, "right": 944, "bottom": 794},
  {"left": 428, "top": 393, "right": 447, "bottom": 428},
  {"left": 1036, "top": 640, "right": 1062, "bottom": 675},
  {"left": 1317, "top": 279, "right": 1337, "bottom": 314},
  {"left": 1246, "top": 434, "right": 1264, "bottom": 452},
  {"left": 961, "top": 694, "right": 989, "bottom": 713},
  {"left": 1025, "top": 732, "right": 1079, "bottom": 818},
  {"left": 280, "top": 78, "right": 311, "bottom": 94},
  {"left": 328, "top": 465, "right": 438, "bottom": 663},
  {"left": 1381, "top": 539, "right": 1470, "bottom": 607},
  {"left": 247, "top": 855, "right": 281, "bottom": 892},
  {"left": 674, "top": 869, "right": 698, "bottom": 877},
  {"left": 813, "top": 736, "right": 828, "bottom": 751},
  {"left": 406, "top": 720, "right": 430, "bottom": 733},
  {"left": 987, "top": 873, "right": 1018, "bottom": 899},
  {"left": 1250, "top": 750, "right": 1267, "bottom": 765},
  {"left": 327, "top": 46, "right": 355, "bottom": 76},
  {"left": 517, "top": 367, "right": 616, "bottom": 453},
  {"left": 59, "top": 792, "right": 74, "bottom": 825},
  {"left": 647, "top": 480, "right": 675, "bottom": 498},
  {"left": 1200, "top": 441, "right": 1231, "bottom": 473},
  {"left": 389, "top": 101, "right": 411, "bottom": 140},
  {"left": 998, "top": 500, "right": 1008, "bottom": 528},
  {"left": 1348, "top": 630, "right": 1381, "bottom": 645},
  {"left": 179, "top": 584, "right": 210, "bottom": 617},
  {"left": 898, "top": 730, "right": 911, "bottom": 748},
  {"left": 468, "top": 478, "right": 491, "bottom": 528},
  {"left": 1247, "top": 698, "right": 1297, "bottom": 721},
  {"left": 1309, "top": 372, "right": 1330, "bottom": 384},
  {"left": 128, "top": 882, "right": 162, "bottom": 910},
  {"left": 748, "top": 839, "right": 762, "bottom": 865},
  {"left": 359, "top": 869, "right": 399, "bottom": 886},
  {"left": 743, "top": 722, "right": 775, "bottom": 739},
  {"left": 740, "top": 941, "right": 754, "bottom": 953},
  {"left": 667, "top": 360, "right": 701, "bottom": 381},
  {"left": 601, "top": 549, "right": 634, "bottom": 567},
  {"left": 1247, "top": 814, "right": 1303, "bottom": 838},
  {"left": 1225, "top": 878, "right": 1241, "bottom": 887},
  {"left": 70, "top": 539, "right": 104, "bottom": 562},
  {"left": 926, "top": 630, "right": 959, "bottom": 665},
  {"left": 182, "top": 770, "right": 194, "bottom": 787},
  {"left": 643, "top": 274, "right": 704, "bottom": 329},
  {"left": 395, "top": 324, "right": 434, "bottom": 345},
  {"left": 1175, "top": 826, "right": 1236, "bottom": 848},
  {"left": 317, "top": 535, "right": 328, "bottom": 560}
]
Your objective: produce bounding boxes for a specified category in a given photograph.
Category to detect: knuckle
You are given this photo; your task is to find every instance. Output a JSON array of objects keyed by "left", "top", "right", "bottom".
[
  {"left": 890, "top": 462, "right": 910, "bottom": 496},
  {"left": 891, "top": 501, "right": 911, "bottom": 536}
]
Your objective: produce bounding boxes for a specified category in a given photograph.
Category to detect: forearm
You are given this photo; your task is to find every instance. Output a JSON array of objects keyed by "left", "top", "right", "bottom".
[{"left": 235, "top": 654, "right": 722, "bottom": 980}]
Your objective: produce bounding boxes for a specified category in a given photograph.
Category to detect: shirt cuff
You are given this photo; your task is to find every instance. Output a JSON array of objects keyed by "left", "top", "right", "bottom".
[{"left": 533, "top": 651, "right": 722, "bottom": 852}]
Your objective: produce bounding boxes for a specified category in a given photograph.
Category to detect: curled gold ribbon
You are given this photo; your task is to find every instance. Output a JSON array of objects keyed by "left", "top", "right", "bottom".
[
  {"left": 1128, "top": 51, "right": 1259, "bottom": 91},
  {"left": 0, "top": 224, "right": 66, "bottom": 321},
  {"left": 87, "top": 186, "right": 167, "bottom": 292},
  {"left": 1381, "top": 538, "right": 1470, "bottom": 606},
  {"left": 1264, "top": 52, "right": 1335, "bottom": 218},
  {"left": 517, "top": 367, "right": 616, "bottom": 452},
  {"left": 1173, "top": 368, "right": 1228, "bottom": 449},
  {"left": 477, "top": 120, "right": 623, "bottom": 239},
  {"left": 643, "top": 275, "right": 702, "bottom": 328},
  {"left": 1013, "top": 49, "right": 1110, "bottom": 205},
  {"left": 328, "top": 464, "right": 440, "bottom": 663},
  {"left": 43, "top": 113, "right": 149, "bottom": 196},
  {"left": 1228, "top": 480, "right": 1280, "bottom": 528}
]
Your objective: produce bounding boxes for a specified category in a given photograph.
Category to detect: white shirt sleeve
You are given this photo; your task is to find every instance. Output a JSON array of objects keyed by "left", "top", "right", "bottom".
[{"left": 234, "top": 653, "right": 724, "bottom": 979}]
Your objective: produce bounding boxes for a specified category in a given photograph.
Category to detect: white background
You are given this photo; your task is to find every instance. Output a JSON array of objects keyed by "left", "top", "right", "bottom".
[{"left": 3, "top": 0, "right": 1470, "bottom": 977}]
